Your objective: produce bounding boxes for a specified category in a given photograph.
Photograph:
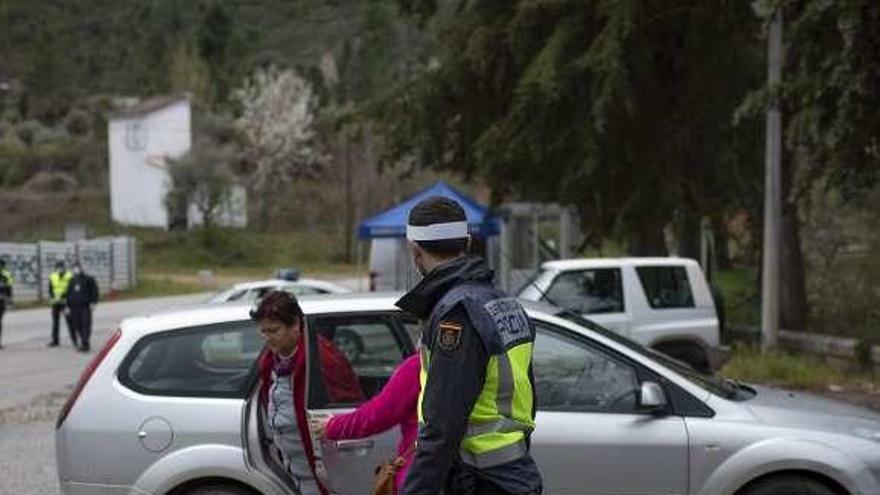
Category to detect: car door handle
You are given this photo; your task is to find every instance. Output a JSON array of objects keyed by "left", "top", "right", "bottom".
[
  {"left": 335, "top": 439, "right": 374, "bottom": 451},
  {"left": 137, "top": 431, "right": 147, "bottom": 439}
]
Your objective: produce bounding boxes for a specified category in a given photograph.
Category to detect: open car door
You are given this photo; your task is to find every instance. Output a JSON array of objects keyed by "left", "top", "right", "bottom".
[{"left": 305, "top": 311, "right": 416, "bottom": 494}]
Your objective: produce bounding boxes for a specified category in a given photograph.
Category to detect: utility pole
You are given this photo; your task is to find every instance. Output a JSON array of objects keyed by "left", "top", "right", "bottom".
[{"left": 761, "top": 9, "right": 783, "bottom": 352}]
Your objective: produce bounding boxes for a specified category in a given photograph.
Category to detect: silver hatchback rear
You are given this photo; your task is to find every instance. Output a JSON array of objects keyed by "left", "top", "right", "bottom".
[{"left": 55, "top": 305, "right": 288, "bottom": 495}]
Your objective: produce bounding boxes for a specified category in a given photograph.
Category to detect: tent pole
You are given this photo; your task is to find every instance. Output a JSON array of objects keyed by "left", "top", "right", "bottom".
[{"left": 355, "top": 239, "right": 361, "bottom": 291}]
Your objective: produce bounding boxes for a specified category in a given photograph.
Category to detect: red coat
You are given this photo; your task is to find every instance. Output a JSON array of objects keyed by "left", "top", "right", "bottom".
[{"left": 258, "top": 335, "right": 365, "bottom": 495}]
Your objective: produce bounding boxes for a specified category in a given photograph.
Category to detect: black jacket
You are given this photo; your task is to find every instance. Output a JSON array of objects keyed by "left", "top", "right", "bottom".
[
  {"left": 397, "top": 256, "right": 541, "bottom": 495},
  {"left": 66, "top": 273, "right": 99, "bottom": 307}
]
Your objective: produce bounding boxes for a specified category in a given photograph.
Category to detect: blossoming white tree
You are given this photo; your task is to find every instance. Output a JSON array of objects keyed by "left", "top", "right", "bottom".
[{"left": 233, "top": 66, "right": 324, "bottom": 224}]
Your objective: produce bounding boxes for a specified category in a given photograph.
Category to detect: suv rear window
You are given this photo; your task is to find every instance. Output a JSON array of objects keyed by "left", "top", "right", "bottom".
[
  {"left": 544, "top": 268, "right": 624, "bottom": 314},
  {"left": 636, "top": 266, "right": 694, "bottom": 309},
  {"left": 119, "top": 321, "right": 262, "bottom": 398}
]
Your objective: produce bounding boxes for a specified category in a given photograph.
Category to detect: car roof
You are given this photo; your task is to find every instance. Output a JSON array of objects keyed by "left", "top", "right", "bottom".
[
  {"left": 120, "top": 292, "right": 404, "bottom": 336},
  {"left": 541, "top": 257, "right": 699, "bottom": 271},
  {"left": 226, "top": 278, "right": 343, "bottom": 290}
]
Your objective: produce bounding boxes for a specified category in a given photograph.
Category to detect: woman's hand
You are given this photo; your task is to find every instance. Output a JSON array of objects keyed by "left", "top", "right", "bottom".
[{"left": 310, "top": 415, "right": 331, "bottom": 438}]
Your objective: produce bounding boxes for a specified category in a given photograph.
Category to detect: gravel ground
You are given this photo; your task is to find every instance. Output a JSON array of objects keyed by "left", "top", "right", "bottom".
[{"left": 0, "top": 390, "right": 68, "bottom": 495}]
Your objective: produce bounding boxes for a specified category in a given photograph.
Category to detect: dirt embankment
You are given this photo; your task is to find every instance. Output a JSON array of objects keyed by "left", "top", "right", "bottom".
[{"left": 0, "top": 187, "right": 108, "bottom": 238}]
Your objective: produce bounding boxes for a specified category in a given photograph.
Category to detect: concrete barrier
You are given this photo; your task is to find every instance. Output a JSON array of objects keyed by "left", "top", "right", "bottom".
[{"left": 0, "top": 236, "right": 138, "bottom": 302}]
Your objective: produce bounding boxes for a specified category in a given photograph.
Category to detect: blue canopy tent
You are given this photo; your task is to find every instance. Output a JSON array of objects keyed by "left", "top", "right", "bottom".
[
  {"left": 356, "top": 182, "right": 500, "bottom": 291},
  {"left": 357, "top": 181, "right": 500, "bottom": 239}
]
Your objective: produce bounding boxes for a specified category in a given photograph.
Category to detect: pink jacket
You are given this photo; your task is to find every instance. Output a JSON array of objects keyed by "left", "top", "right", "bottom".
[{"left": 325, "top": 354, "right": 421, "bottom": 490}]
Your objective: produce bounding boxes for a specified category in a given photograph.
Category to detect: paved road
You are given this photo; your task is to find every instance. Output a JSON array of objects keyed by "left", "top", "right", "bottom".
[
  {"left": 0, "top": 293, "right": 209, "bottom": 495},
  {"left": 0, "top": 277, "right": 365, "bottom": 494}
]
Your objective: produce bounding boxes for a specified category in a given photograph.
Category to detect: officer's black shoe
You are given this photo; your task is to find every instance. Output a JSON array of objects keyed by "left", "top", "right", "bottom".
[
  {"left": 79, "top": 345, "right": 90, "bottom": 353},
  {"left": 47, "top": 342, "right": 59, "bottom": 348}
]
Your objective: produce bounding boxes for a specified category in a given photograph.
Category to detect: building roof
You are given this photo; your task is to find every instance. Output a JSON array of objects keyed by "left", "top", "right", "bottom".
[{"left": 109, "top": 94, "right": 190, "bottom": 120}]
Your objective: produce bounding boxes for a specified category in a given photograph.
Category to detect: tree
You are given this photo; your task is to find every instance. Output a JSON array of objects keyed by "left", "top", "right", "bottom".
[
  {"left": 740, "top": 0, "right": 880, "bottom": 331},
  {"left": 233, "top": 65, "right": 324, "bottom": 227},
  {"left": 165, "top": 142, "right": 238, "bottom": 234},
  {"left": 379, "top": 1, "right": 763, "bottom": 255}
]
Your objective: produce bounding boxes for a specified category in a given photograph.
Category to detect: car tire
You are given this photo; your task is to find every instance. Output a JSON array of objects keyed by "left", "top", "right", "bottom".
[
  {"left": 741, "top": 475, "right": 838, "bottom": 495},
  {"left": 334, "top": 329, "right": 364, "bottom": 363},
  {"left": 183, "top": 482, "right": 257, "bottom": 495},
  {"left": 654, "top": 341, "right": 710, "bottom": 374}
]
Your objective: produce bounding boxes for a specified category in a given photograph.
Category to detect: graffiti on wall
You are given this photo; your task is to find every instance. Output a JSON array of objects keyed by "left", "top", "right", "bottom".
[{"left": 0, "top": 237, "right": 136, "bottom": 301}]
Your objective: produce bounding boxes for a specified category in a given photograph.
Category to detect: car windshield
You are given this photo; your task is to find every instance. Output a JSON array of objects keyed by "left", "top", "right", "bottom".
[{"left": 554, "top": 311, "right": 742, "bottom": 400}]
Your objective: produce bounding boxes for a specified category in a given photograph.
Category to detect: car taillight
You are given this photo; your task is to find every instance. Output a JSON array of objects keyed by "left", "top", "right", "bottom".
[{"left": 56, "top": 329, "right": 122, "bottom": 429}]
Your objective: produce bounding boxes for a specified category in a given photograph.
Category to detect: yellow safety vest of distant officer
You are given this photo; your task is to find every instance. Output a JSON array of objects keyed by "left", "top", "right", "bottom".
[
  {"left": 50, "top": 266, "right": 73, "bottom": 304},
  {"left": 396, "top": 196, "right": 542, "bottom": 495},
  {"left": 48, "top": 260, "right": 75, "bottom": 348},
  {"left": 0, "top": 258, "right": 13, "bottom": 349}
]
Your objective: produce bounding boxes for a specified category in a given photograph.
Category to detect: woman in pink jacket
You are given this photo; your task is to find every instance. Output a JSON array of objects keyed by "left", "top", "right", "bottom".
[{"left": 315, "top": 353, "right": 420, "bottom": 491}]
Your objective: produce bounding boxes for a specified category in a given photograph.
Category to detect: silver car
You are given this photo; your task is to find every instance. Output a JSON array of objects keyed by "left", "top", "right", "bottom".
[{"left": 56, "top": 294, "right": 880, "bottom": 495}]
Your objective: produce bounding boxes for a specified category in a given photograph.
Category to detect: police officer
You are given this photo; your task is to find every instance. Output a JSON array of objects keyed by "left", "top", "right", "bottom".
[
  {"left": 0, "top": 259, "right": 13, "bottom": 349},
  {"left": 48, "top": 260, "right": 75, "bottom": 348},
  {"left": 397, "top": 196, "right": 542, "bottom": 495},
  {"left": 66, "top": 262, "right": 98, "bottom": 352}
]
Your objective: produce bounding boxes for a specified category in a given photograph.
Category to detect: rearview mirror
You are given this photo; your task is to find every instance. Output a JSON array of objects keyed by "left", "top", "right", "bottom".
[{"left": 639, "top": 381, "right": 668, "bottom": 416}]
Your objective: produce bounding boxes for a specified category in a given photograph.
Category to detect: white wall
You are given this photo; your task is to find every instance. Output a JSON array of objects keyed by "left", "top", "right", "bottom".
[
  {"left": 187, "top": 184, "right": 249, "bottom": 228},
  {"left": 109, "top": 100, "right": 191, "bottom": 228}
]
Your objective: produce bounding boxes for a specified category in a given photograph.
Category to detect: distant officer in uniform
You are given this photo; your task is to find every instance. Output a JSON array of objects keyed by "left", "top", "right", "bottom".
[
  {"left": 48, "top": 260, "right": 75, "bottom": 348},
  {"left": 66, "top": 262, "right": 99, "bottom": 352},
  {"left": 0, "top": 259, "right": 13, "bottom": 349},
  {"left": 397, "top": 196, "right": 542, "bottom": 495}
]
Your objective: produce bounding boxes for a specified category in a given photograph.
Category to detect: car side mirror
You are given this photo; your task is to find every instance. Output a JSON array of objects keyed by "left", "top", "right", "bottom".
[{"left": 639, "top": 381, "right": 669, "bottom": 416}]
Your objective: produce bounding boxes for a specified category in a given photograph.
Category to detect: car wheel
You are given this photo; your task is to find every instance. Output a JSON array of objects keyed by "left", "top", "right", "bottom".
[
  {"left": 334, "top": 329, "right": 364, "bottom": 363},
  {"left": 742, "top": 475, "right": 838, "bottom": 495},
  {"left": 183, "top": 482, "right": 257, "bottom": 495},
  {"left": 654, "top": 341, "right": 710, "bottom": 374}
]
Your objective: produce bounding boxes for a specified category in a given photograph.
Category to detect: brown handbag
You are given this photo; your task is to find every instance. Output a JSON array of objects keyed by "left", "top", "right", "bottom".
[{"left": 372, "top": 444, "right": 415, "bottom": 495}]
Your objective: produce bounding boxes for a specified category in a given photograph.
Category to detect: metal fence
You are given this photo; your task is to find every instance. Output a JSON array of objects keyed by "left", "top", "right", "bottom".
[{"left": 0, "top": 237, "right": 138, "bottom": 302}]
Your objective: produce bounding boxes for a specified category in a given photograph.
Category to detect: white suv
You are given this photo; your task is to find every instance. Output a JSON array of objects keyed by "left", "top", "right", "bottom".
[{"left": 517, "top": 257, "right": 726, "bottom": 372}]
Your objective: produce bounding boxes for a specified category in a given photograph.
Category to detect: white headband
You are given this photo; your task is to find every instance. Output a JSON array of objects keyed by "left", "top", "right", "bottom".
[{"left": 406, "top": 221, "right": 469, "bottom": 241}]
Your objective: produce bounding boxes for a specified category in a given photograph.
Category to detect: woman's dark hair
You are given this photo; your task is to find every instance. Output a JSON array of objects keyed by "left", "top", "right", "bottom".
[
  {"left": 249, "top": 290, "right": 303, "bottom": 326},
  {"left": 409, "top": 196, "right": 469, "bottom": 257}
]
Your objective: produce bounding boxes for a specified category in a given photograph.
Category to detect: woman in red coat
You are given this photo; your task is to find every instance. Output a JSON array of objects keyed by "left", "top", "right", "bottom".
[{"left": 253, "top": 291, "right": 364, "bottom": 495}]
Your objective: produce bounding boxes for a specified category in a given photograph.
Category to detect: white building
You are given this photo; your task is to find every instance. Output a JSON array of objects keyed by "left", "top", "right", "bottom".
[{"left": 108, "top": 95, "right": 247, "bottom": 229}]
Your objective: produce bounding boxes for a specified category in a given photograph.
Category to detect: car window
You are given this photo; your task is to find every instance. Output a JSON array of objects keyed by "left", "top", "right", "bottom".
[
  {"left": 119, "top": 321, "right": 262, "bottom": 398},
  {"left": 543, "top": 268, "right": 624, "bottom": 314},
  {"left": 308, "top": 313, "right": 412, "bottom": 407},
  {"left": 284, "top": 285, "right": 325, "bottom": 296},
  {"left": 533, "top": 322, "right": 639, "bottom": 413},
  {"left": 223, "top": 289, "right": 248, "bottom": 302},
  {"left": 553, "top": 311, "right": 741, "bottom": 400},
  {"left": 636, "top": 266, "right": 694, "bottom": 309},
  {"left": 400, "top": 315, "right": 421, "bottom": 346}
]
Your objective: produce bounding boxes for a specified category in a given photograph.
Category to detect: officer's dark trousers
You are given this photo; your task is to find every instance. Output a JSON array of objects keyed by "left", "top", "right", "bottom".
[
  {"left": 0, "top": 301, "right": 6, "bottom": 345},
  {"left": 446, "top": 466, "right": 541, "bottom": 495},
  {"left": 69, "top": 306, "right": 92, "bottom": 349},
  {"left": 51, "top": 303, "right": 75, "bottom": 345}
]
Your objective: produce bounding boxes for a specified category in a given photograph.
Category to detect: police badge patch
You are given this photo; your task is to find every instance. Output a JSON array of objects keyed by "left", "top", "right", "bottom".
[{"left": 437, "top": 320, "right": 463, "bottom": 352}]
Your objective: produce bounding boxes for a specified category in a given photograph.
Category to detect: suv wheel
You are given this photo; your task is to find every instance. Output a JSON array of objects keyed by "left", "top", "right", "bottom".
[{"left": 742, "top": 475, "right": 838, "bottom": 495}]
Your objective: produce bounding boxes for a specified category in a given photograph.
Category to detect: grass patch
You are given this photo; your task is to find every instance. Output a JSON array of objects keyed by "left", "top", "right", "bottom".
[
  {"left": 720, "top": 343, "right": 866, "bottom": 390},
  {"left": 715, "top": 268, "right": 760, "bottom": 326},
  {"left": 130, "top": 227, "right": 358, "bottom": 276},
  {"left": 112, "top": 275, "right": 205, "bottom": 301}
]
